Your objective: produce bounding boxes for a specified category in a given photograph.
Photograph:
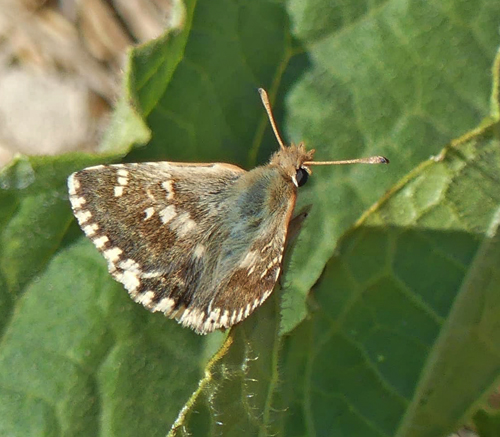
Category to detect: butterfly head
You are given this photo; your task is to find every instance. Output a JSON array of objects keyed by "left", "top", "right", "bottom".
[{"left": 269, "top": 142, "right": 315, "bottom": 187}]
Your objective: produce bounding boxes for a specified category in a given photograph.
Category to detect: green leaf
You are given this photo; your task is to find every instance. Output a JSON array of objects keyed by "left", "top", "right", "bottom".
[
  {"left": 280, "top": 0, "right": 500, "bottom": 333},
  {"left": 0, "top": 154, "right": 114, "bottom": 294},
  {"left": 278, "top": 113, "right": 500, "bottom": 435},
  {"left": 2, "top": 0, "right": 500, "bottom": 436},
  {"left": 168, "top": 292, "right": 283, "bottom": 436}
]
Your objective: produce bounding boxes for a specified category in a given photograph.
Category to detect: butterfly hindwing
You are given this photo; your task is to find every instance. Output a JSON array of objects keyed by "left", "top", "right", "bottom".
[
  {"left": 195, "top": 166, "right": 297, "bottom": 331},
  {"left": 68, "top": 161, "right": 296, "bottom": 333}
]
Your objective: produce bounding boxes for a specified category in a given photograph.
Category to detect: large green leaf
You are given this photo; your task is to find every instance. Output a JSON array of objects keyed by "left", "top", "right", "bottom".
[
  {"left": 1, "top": 0, "right": 500, "bottom": 436},
  {"left": 281, "top": 0, "right": 500, "bottom": 332},
  {"left": 279, "top": 128, "right": 500, "bottom": 436}
]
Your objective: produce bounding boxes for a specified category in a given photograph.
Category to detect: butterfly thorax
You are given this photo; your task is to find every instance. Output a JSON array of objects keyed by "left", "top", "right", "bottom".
[{"left": 269, "top": 142, "right": 315, "bottom": 184}]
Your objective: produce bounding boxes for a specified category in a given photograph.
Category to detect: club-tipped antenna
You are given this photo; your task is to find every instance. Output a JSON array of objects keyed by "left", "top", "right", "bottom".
[
  {"left": 259, "top": 88, "right": 286, "bottom": 151},
  {"left": 305, "top": 156, "right": 390, "bottom": 166},
  {"left": 258, "top": 89, "right": 389, "bottom": 166}
]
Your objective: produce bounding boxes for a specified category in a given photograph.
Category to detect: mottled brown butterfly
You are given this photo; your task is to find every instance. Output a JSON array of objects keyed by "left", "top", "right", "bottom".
[{"left": 68, "top": 89, "right": 388, "bottom": 334}]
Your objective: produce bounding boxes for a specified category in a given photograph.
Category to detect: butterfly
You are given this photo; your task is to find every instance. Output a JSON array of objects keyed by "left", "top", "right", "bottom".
[{"left": 68, "top": 89, "right": 388, "bottom": 334}]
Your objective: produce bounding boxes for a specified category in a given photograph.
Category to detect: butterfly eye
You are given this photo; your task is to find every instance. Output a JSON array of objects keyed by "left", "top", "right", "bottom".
[{"left": 295, "top": 167, "right": 309, "bottom": 187}]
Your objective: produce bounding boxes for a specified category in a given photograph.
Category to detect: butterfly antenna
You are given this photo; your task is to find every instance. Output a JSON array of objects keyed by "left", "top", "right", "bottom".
[
  {"left": 304, "top": 156, "right": 390, "bottom": 166},
  {"left": 258, "top": 88, "right": 286, "bottom": 151}
]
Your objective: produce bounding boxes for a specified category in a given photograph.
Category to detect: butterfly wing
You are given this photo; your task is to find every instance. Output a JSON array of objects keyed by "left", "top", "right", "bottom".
[
  {"left": 68, "top": 162, "right": 296, "bottom": 333},
  {"left": 194, "top": 166, "right": 297, "bottom": 332}
]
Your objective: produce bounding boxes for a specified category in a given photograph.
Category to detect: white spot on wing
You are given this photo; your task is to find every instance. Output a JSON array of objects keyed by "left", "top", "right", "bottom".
[
  {"left": 142, "top": 271, "right": 163, "bottom": 279},
  {"left": 114, "top": 186, "right": 124, "bottom": 197},
  {"left": 159, "top": 205, "right": 176, "bottom": 224},
  {"left": 82, "top": 223, "right": 99, "bottom": 236},
  {"left": 104, "top": 247, "right": 122, "bottom": 262},
  {"left": 75, "top": 210, "right": 92, "bottom": 224},
  {"left": 118, "top": 258, "right": 141, "bottom": 272},
  {"left": 230, "top": 311, "right": 238, "bottom": 325},
  {"left": 180, "top": 307, "right": 205, "bottom": 328},
  {"left": 71, "top": 196, "right": 86, "bottom": 208},
  {"left": 193, "top": 244, "right": 205, "bottom": 258},
  {"left": 220, "top": 310, "right": 230, "bottom": 327},
  {"left": 120, "top": 270, "right": 140, "bottom": 293},
  {"left": 178, "top": 307, "right": 191, "bottom": 322},
  {"left": 239, "top": 250, "right": 258, "bottom": 269},
  {"left": 209, "top": 307, "right": 220, "bottom": 321},
  {"left": 144, "top": 207, "right": 155, "bottom": 220},
  {"left": 117, "top": 169, "right": 129, "bottom": 177},
  {"left": 260, "top": 289, "right": 272, "bottom": 304},
  {"left": 161, "top": 180, "right": 175, "bottom": 200},
  {"left": 171, "top": 212, "right": 196, "bottom": 237},
  {"left": 260, "top": 257, "right": 279, "bottom": 279},
  {"left": 153, "top": 297, "right": 175, "bottom": 313},
  {"left": 117, "top": 177, "right": 128, "bottom": 186},
  {"left": 236, "top": 307, "right": 244, "bottom": 323},
  {"left": 178, "top": 219, "right": 196, "bottom": 237},
  {"left": 67, "top": 173, "right": 80, "bottom": 195},
  {"left": 93, "top": 235, "right": 109, "bottom": 248},
  {"left": 137, "top": 290, "right": 155, "bottom": 307}
]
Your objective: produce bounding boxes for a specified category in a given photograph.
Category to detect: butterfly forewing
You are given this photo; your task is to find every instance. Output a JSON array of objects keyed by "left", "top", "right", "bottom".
[{"left": 68, "top": 161, "right": 296, "bottom": 333}]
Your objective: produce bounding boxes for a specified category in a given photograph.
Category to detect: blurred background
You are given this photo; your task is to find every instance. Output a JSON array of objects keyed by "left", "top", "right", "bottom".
[{"left": 0, "top": 0, "right": 175, "bottom": 167}]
